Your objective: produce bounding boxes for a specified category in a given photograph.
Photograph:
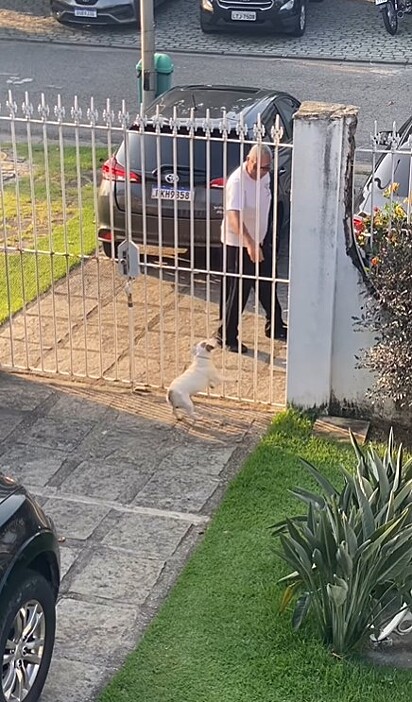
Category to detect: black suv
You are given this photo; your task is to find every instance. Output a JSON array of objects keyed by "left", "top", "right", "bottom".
[
  {"left": 0, "top": 474, "right": 60, "bottom": 702},
  {"left": 199, "top": 0, "right": 318, "bottom": 36},
  {"left": 97, "top": 84, "right": 300, "bottom": 261}
]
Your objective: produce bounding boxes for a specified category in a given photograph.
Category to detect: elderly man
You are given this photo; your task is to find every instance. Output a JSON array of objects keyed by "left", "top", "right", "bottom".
[{"left": 216, "top": 143, "right": 287, "bottom": 354}]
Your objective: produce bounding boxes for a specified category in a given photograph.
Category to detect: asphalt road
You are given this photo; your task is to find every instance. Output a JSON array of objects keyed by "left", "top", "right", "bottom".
[{"left": 0, "top": 39, "right": 411, "bottom": 149}]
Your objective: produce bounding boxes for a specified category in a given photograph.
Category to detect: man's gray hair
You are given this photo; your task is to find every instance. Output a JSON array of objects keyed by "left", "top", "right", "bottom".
[{"left": 247, "top": 143, "right": 273, "bottom": 163}]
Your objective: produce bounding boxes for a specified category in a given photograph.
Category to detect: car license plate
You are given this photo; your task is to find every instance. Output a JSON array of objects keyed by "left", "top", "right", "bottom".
[
  {"left": 231, "top": 10, "right": 256, "bottom": 20},
  {"left": 74, "top": 8, "right": 98, "bottom": 18},
  {"left": 374, "top": 0, "right": 387, "bottom": 4},
  {"left": 151, "top": 186, "right": 193, "bottom": 202}
]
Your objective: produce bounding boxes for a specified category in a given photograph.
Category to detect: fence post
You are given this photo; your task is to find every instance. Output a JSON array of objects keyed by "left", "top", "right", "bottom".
[{"left": 286, "top": 102, "right": 373, "bottom": 411}]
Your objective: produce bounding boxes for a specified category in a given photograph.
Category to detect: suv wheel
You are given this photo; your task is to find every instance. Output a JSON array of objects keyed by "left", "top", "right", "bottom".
[
  {"left": 290, "top": 0, "right": 307, "bottom": 36},
  {"left": 102, "top": 241, "right": 119, "bottom": 260},
  {"left": 200, "top": 11, "right": 215, "bottom": 33},
  {"left": 0, "top": 572, "right": 56, "bottom": 702}
]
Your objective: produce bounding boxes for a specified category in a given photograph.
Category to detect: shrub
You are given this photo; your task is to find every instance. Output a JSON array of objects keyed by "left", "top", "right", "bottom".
[
  {"left": 354, "top": 189, "right": 412, "bottom": 408},
  {"left": 273, "top": 431, "right": 412, "bottom": 656}
]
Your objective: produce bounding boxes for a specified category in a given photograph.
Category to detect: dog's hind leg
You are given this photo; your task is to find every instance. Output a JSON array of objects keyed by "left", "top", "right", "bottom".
[
  {"left": 172, "top": 407, "right": 184, "bottom": 421},
  {"left": 184, "top": 398, "right": 197, "bottom": 419},
  {"left": 180, "top": 397, "right": 200, "bottom": 422}
]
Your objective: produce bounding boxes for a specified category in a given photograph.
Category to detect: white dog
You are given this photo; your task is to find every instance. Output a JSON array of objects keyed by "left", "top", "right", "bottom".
[{"left": 167, "top": 340, "right": 221, "bottom": 420}]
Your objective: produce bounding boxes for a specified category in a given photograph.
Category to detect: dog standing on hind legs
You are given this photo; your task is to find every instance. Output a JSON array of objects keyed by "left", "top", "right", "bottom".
[{"left": 167, "top": 340, "right": 221, "bottom": 421}]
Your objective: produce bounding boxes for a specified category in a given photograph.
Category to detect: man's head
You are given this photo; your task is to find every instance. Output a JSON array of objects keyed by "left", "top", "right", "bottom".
[{"left": 245, "top": 144, "right": 273, "bottom": 181}]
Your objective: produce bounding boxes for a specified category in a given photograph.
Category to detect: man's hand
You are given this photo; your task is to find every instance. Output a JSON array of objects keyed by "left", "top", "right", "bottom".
[
  {"left": 226, "top": 211, "right": 264, "bottom": 263},
  {"left": 246, "top": 241, "right": 264, "bottom": 264}
]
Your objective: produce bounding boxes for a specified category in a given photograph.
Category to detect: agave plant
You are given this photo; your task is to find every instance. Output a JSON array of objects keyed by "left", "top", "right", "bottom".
[{"left": 274, "top": 430, "right": 412, "bottom": 655}]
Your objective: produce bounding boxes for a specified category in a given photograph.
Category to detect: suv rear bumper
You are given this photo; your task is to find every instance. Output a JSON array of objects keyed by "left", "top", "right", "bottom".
[{"left": 97, "top": 211, "right": 222, "bottom": 250}]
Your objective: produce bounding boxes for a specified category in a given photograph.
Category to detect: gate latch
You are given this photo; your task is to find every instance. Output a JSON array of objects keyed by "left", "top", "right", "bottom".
[{"left": 117, "top": 240, "right": 141, "bottom": 279}]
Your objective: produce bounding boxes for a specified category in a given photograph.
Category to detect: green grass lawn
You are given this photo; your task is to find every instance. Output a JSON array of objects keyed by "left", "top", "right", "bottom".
[
  {"left": 100, "top": 411, "right": 412, "bottom": 702},
  {"left": 0, "top": 143, "right": 106, "bottom": 324}
]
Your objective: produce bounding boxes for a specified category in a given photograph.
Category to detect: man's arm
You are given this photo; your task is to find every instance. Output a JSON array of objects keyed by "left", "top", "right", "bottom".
[{"left": 227, "top": 210, "right": 263, "bottom": 264}]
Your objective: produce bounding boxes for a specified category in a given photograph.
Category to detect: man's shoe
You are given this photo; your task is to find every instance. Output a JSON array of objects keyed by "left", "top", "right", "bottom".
[
  {"left": 275, "top": 326, "right": 288, "bottom": 342},
  {"left": 227, "top": 342, "right": 248, "bottom": 354},
  {"left": 265, "top": 321, "right": 288, "bottom": 342},
  {"left": 216, "top": 338, "right": 248, "bottom": 354}
]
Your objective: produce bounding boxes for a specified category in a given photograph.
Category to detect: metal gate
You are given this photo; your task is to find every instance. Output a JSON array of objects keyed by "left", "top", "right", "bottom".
[{"left": 0, "top": 91, "right": 290, "bottom": 406}]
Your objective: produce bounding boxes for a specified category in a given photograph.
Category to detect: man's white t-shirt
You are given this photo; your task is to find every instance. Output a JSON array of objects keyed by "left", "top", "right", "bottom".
[{"left": 221, "top": 163, "right": 272, "bottom": 247}]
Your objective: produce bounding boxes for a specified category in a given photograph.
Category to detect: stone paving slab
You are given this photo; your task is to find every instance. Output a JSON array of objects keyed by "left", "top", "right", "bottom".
[
  {"left": 133, "top": 467, "right": 222, "bottom": 513},
  {"left": 60, "top": 457, "right": 155, "bottom": 502},
  {"left": 0, "top": 0, "right": 411, "bottom": 64},
  {"left": 313, "top": 415, "right": 370, "bottom": 444},
  {"left": 70, "top": 546, "right": 165, "bottom": 604},
  {"left": 0, "top": 444, "right": 67, "bottom": 486},
  {"left": 102, "top": 511, "right": 190, "bottom": 559},
  {"left": 0, "top": 369, "right": 271, "bottom": 701},
  {"left": 53, "top": 597, "right": 139, "bottom": 665}
]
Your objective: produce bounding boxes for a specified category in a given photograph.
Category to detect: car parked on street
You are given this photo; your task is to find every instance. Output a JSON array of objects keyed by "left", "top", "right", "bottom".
[
  {"left": 0, "top": 474, "right": 60, "bottom": 702},
  {"left": 199, "top": 0, "right": 323, "bottom": 37},
  {"left": 97, "top": 84, "right": 300, "bottom": 261},
  {"left": 50, "top": 0, "right": 166, "bottom": 26}
]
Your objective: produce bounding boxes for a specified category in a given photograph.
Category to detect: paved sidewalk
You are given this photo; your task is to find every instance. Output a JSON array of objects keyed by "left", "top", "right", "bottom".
[
  {"left": 0, "top": 0, "right": 411, "bottom": 64},
  {"left": 0, "top": 369, "right": 270, "bottom": 702}
]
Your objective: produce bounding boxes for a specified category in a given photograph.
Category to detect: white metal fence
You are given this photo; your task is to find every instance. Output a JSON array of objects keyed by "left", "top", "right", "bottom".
[{"left": 0, "top": 91, "right": 290, "bottom": 406}]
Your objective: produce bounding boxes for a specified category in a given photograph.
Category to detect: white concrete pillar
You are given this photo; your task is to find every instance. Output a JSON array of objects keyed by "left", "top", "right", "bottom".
[{"left": 286, "top": 102, "right": 373, "bottom": 411}]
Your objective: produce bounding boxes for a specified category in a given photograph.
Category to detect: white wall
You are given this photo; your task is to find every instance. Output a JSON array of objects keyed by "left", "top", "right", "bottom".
[{"left": 286, "top": 102, "right": 374, "bottom": 411}]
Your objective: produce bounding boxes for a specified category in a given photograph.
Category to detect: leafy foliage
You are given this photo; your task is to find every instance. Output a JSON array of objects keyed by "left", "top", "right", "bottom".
[
  {"left": 354, "top": 188, "right": 412, "bottom": 408},
  {"left": 274, "top": 430, "right": 412, "bottom": 655}
]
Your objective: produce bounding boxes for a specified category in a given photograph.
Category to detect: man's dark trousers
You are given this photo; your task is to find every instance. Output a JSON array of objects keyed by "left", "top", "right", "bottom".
[{"left": 217, "top": 243, "right": 284, "bottom": 346}]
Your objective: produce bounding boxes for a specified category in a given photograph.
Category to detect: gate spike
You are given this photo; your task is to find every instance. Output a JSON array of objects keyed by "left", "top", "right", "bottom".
[
  {"left": 87, "top": 96, "right": 99, "bottom": 126},
  {"left": 22, "top": 91, "right": 34, "bottom": 120},
  {"left": 70, "top": 95, "right": 82, "bottom": 124},
  {"left": 271, "top": 113, "right": 283, "bottom": 145},
  {"left": 103, "top": 97, "right": 115, "bottom": 128},
  {"left": 6, "top": 89, "right": 17, "bottom": 119},
  {"left": 253, "top": 112, "right": 265, "bottom": 141},
  {"left": 118, "top": 99, "right": 130, "bottom": 129},
  {"left": 37, "top": 92, "right": 50, "bottom": 121},
  {"left": 54, "top": 94, "right": 65, "bottom": 123}
]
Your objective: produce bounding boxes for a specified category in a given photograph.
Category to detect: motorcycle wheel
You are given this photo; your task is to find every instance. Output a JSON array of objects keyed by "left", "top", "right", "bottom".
[{"left": 382, "top": 0, "right": 398, "bottom": 35}]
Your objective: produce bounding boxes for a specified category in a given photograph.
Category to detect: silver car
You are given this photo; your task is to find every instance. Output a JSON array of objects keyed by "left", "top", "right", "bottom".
[{"left": 50, "top": 0, "right": 164, "bottom": 25}]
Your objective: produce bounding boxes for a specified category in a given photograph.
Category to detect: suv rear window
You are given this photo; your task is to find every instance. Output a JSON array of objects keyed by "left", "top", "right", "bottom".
[
  {"left": 150, "top": 88, "right": 261, "bottom": 119},
  {"left": 116, "top": 127, "right": 252, "bottom": 185}
]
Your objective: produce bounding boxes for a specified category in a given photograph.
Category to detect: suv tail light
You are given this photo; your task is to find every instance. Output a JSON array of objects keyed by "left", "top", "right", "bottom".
[
  {"left": 98, "top": 230, "right": 112, "bottom": 242},
  {"left": 210, "top": 177, "right": 225, "bottom": 189},
  {"left": 102, "top": 156, "right": 141, "bottom": 183}
]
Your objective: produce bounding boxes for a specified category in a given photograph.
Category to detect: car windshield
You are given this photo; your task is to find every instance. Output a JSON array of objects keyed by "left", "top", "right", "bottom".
[{"left": 373, "top": 147, "right": 412, "bottom": 197}]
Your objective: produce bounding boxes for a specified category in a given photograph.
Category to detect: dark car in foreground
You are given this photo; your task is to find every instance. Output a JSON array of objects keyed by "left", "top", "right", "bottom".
[
  {"left": 97, "top": 84, "right": 300, "bottom": 261},
  {"left": 0, "top": 474, "right": 60, "bottom": 702},
  {"left": 50, "top": 0, "right": 166, "bottom": 25},
  {"left": 200, "top": 0, "right": 323, "bottom": 37}
]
